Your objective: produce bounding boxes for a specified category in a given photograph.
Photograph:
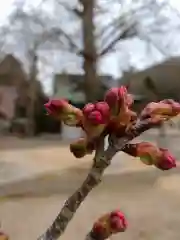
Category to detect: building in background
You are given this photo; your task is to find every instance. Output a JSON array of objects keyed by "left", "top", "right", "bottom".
[
  {"left": 53, "top": 72, "right": 116, "bottom": 140},
  {"left": 0, "top": 54, "right": 55, "bottom": 135},
  {"left": 0, "top": 54, "right": 26, "bottom": 119},
  {"left": 53, "top": 73, "right": 116, "bottom": 105},
  {"left": 119, "top": 57, "right": 180, "bottom": 111},
  {"left": 0, "top": 54, "right": 28, "bottom": 133}
]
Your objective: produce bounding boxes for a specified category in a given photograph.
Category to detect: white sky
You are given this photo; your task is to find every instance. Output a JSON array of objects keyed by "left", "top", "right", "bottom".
[
  {"left": 0, "top": 0, "right": 14, "bottom": 22},
  {"left": 1, "top": 0, "right": 180, "bottom": 94}
]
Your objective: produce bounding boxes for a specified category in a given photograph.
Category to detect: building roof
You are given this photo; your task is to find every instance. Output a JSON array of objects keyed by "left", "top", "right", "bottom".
[
  {"left": 120, "top": 56, "right": 180, "bottom": 100},
  {"left": 0, "top": 54, "right": 27, "bottom": 86},
  {"left": 53, "top": 73, "right": 116, "bottom": 102},
  {"left": 0, "top": 54, "right": 23, "bottom": 74}
]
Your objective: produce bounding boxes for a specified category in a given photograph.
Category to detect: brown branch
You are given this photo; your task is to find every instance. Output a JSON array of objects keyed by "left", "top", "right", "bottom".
[
  {"left": 99, "top": 21, "right": 137, "bottom": 57},
  {"left": 56, "top": 0, "right": 83, "bottom": 17},
  {"left": 98, "top": 0, "right": 166, "bottom": 57},
  {"left": 37, "top": 118, "right": 157, "bottom": 240},
  {"left": 97, "top": 18, "right": 120, "bottom": 41},
  {"left": 9, "top": 5, "right": 83, "bottom": 55}
]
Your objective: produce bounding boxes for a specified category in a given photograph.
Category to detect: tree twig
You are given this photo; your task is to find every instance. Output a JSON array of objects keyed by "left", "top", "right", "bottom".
[
  {"left": 99, "top": 21, "right": 137, "bottom": 57},
  {"left": 37, "top": 118, "right": 156, "bottom": 240},
  {"left": 55, "top": 0, "right": 83, "bottom": 18}
]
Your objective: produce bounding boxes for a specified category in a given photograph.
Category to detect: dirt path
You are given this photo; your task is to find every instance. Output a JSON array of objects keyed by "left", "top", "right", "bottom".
[
  {"left": 0, "top": 166, "right": 179, "bottom": 240},
  {"left": 0, "top": 135, "right": 180, "bottom": 239}
]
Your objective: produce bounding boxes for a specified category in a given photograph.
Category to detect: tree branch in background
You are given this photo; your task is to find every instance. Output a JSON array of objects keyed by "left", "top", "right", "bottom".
[
  {"left": 55, "top": 0, "right": 83, "bottom": 18},
  {"left": 97, "top": 0, "right": 163, "bottom": 57},
  {"left": 41, "top": 27, "right": 82, "bottom": 53},
  {"left": 8, "top": 5, "right": 83, "bottom": 54},
  {"left": 98, "top": 0, "right": 170, "bottom": 58},
  {"left": 99, "top": 21, "right": 137, "bottom": 57}
]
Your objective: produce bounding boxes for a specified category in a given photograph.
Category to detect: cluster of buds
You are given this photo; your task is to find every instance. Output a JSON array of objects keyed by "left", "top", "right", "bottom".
[
  {"left": 60, "top": 101, "right": 111, "bottom": 158},
  {"left": 140, "top": 99, "right": 180, "bottom": 122},
  {"left": 44, "top": 86, "right": 137, "bottom": 158},
  {"left": 44, "top": 89, "right": 180, "bottom": 240},
  {"left": 90, "top": 210, "right": 127, "bottom": 240},
  {"left": 44, "top": 99, "right": 83, "bottom": 126},
  {"left": 82, "top": 101, "right": 110, "bottom": 139},
  {"left": 44, "top": 87, "right": 180, "bottom": 161},
  {"left": 124, "top": 142, "right": 177, "bottom": 171},
  {"left": 105, "top": 86, "right": 137, "bottom": 135}
]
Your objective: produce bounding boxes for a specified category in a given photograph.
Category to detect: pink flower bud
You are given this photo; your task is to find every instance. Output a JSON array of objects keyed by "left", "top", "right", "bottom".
[
  {"left": 44, "top": 99, "right": 68, "bottom": 116},
  {"left": 119, "top": 85, "right": 128, "bottom": 96},
  {"left": 160, "top": 99, "right": 180, "bottom": 115},
  {"left": 104, "top": 87, "right": 126, "bottom": 115},
  {"left": 136, "top": 142, "right": 158, "bottom": 165},
  {"left": 44, "top": 99, "right": 83, "bottom": 126},
  {"left": 104, "top": 86, "right": 133, "bottom": 116},
  {"left": 134, "top": 142, "right": 177, "bottom": 170},
  {"left": 92, "top": 222, "right": 105, "bottom": 235},
  {"left": 92, "top": 210, "right": 127, "bottom": 240},
  {"left": 110, "top": 210, "right": 127, "bottom": 232},
  {"left": 155, "top": 148, "right": 176, "bottom": 170},
  {"left": 141, "top": 100, "right": 180, "bottom": 120},
  {"left": 83, "top": 102, "right": 110, "bottom": 125}
]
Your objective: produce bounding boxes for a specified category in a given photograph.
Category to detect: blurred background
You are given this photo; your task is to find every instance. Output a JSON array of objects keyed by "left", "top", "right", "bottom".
[
  {"left": 0, "top": 0, "right": 180, "bottom": 138},
  {"left": 0, "top": 1, "right": 180, "bottom": 239}
]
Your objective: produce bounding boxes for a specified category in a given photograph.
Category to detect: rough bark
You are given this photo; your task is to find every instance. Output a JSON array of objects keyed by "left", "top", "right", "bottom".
[{"left": 26, "top": 51, "right": 38, "bottom": 136}]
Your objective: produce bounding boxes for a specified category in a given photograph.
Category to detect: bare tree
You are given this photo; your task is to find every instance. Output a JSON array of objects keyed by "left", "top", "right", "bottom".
[
  {"left": 40, "top": 0, "right": 173, "bottom": 102},
  {"left": 9, "top": 0, "right": 166, "bottom": 105},
  {"left": 8, "top": 0, "right": 177, "bottom": 104},
  {"left": 5, "top": 6, "right": 78, "bottom": 135},
  {"left": 33, "top": 0, "right": 138, "bottom": 102}
]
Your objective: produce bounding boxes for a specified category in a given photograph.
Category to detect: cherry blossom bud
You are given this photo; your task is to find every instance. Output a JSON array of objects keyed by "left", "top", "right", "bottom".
[
  {"left": 110, "top": 210, "right": 127, "bottom": 233},
  {"left": 44, "top": 99, "right": 68, "bottom": 116},
  {"left": 44, "top": 99, "right": 83, "bottom": 126},
  {"left": 131, "top": 142, "right": 177, "bottom": 170},
  {"left": 104, "top": 86, "right": 130, "bottom": 115},
  {"left": 91, "top": 210, "right": 127, "bottom": 239},
  {"left": 135, "top": 142, "right": 158, "bottom": 165},
  {"left": 155, "top": 148, "right": 176, "bottom": 170},
  {"left": 140, "top": 100, "right": 180, "bottom": 120},
  {"left": 83, "top": 102, "right": 110, "bottom": 125},
  {"left": 82, "top": 102, "right": 110, "bottom": 139},
  {"left": 70, "top": 138, "right": 94, "bottom": 158}
]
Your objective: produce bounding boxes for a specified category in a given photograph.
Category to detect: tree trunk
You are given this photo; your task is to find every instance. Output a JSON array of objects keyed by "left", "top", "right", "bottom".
[
  {"left": 26, "top": 51, "right": 38, "bottom": 136},
  {"left": 81, "top": 0, "right": 100, "bottom": 102}
]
